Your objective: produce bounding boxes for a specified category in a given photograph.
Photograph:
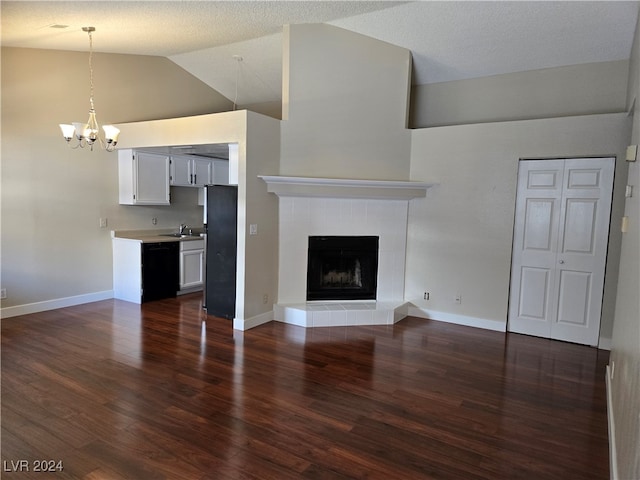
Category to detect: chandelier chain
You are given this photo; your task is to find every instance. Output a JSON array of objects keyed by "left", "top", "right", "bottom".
[{"left": 88, "top": 29, "right": 95, "bottom": 111}]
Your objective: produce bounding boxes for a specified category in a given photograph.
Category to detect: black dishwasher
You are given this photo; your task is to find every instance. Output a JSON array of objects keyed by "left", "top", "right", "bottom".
[{"left": 141, "top": 242, "right": 179, "bottom": 303}]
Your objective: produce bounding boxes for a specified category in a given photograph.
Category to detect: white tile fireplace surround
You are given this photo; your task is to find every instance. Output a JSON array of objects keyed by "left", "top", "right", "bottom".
[{"left": 260, "top": 176, "right": 432, "bottom": 328}]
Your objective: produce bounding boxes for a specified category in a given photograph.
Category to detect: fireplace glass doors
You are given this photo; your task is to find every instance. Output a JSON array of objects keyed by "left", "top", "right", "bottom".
[{"left": 306, "top": 236, "right": 379, "bottom": 301}]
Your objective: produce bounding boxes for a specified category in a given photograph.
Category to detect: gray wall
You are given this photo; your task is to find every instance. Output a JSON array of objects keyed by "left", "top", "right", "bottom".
[
  {"left": 411, "top": 61, "right": 629, "bottom": 128},
  {"left": 243, "top": 112, "right": 281, "bottom": 322},
  {"left": 280, "top": 24, "right": 412, "bottom": 181},
  {"left": 407, "top": 113, "right": 630, "bottom": 341},
  {"left": 609, "top": 12, "right": 640, "bottom": 479}
]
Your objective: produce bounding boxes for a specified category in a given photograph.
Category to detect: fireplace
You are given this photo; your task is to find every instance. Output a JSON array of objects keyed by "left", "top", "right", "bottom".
[
  {"left": 261, "top": 176, "right": 433, "bottom": 329},
  {"left": 306, "top": 236, "right": 379, "bottom": 301}
]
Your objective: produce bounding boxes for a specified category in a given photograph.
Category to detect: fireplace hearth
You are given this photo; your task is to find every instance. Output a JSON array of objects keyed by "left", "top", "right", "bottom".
[{"left": 307, "top": 236, "right": 379, "bottom": 301}]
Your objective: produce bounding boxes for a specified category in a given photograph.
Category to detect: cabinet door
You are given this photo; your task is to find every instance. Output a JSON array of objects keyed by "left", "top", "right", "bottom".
[
  {"left": 180, "top": 249, "right": 204, "bottom": 289},
  {"left": 170, "top": 156, "right": 192, "bottom": 186},
  {"left": 134, "top": 152, "right": 170, "bottom": 205},
  {"left": 142, "top": 242, "right": 179, "bottom": 302},
  {"left": 192, "top": 158, "right": 213, "bottom": 186},
  {"left": 212, "top": 159, "right": 230, "bottom": 185}
]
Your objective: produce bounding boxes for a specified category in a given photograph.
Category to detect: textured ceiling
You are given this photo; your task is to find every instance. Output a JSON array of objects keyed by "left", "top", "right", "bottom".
[
  {"left": 3, "top": 1, "right": 639, "bottom": 107},
  {"left": 0, "top": 1, "right": 401, "bottom": 54}
]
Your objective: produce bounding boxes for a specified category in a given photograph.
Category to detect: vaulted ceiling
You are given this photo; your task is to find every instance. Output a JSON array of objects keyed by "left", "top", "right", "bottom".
[{"left": 3, "top": 1, "right": 639, "bottom": 106}]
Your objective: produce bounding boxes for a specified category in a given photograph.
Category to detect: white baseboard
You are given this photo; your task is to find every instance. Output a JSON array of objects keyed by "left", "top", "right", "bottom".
[
  {"left": 177, "top": 287, "right": 203, "bottom": 296},
  {"left": 606, "top": 365, "right": 619, "bottom": 480},
  {"left": 1, "top": 290, "right": 114, "bottom": 319},
  {"left": 408, "top": 306, "right": 507, "bottom": 332},
  {"left": 233, "top": 309, "right": 273, "bottom": 331}
]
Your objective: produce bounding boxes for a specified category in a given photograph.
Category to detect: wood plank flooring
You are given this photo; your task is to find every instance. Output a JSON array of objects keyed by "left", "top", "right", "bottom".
[{"left": 2, "top": 294, "right": 610, "bottom": 479}]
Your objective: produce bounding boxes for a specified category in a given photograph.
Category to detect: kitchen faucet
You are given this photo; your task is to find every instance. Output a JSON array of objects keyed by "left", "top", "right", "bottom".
[{"left": 179, "top": 223, "right": 189, "bottom": 235}]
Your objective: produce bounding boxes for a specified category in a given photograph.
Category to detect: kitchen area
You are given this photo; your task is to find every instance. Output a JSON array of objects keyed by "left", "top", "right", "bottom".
[
  {"left": 110, "top": 110, "right": 281, "bottom": 331},
  {"left": 112, "top": 143, "right": 238, "bottom": 320}
]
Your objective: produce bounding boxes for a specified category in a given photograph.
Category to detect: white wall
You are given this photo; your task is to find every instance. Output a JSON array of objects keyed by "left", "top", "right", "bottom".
[
  {"left": 407, "top": 113, "right": 630, "bottom": 340},
  {"left": 280, "top": 24, "right": 412, "bottom": 181},
  {"left": 1, "top": 47, "right": 231, "bottom": 314},
  {"left": 411, "top": 60, "right": 629, "bottom": 128},
  {"left": 242, "top": 111, "right": 281, "bottom": 327},
  {"left": 608, "top": 12, "right": 640, "bottom": 479}
]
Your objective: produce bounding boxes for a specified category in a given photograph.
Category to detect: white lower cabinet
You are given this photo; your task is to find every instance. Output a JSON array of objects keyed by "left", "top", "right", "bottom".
[
  {"left": 180, "top": 239, "right": 204, "bottom": 292},
  {"left": 113, "top": 238, "right": 143, "bottom": 303}
]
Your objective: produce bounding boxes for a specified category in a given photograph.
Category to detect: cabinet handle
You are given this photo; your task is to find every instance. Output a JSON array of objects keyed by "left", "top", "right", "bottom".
[
  {"left": 190, "top": 174, "right": 193, "bottom": 184},
  {"left": 194, "top": 174, "right": 197, "bottom": 184}
]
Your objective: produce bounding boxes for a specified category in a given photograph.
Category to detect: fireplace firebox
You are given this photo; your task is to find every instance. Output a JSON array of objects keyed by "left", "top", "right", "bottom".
[{"left": 306, "top": 236, "right": 379, "bottom": 301}]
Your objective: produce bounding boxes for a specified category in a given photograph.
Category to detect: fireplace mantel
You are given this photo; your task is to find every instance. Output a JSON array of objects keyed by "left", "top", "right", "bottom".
[{"left": 258, "top": 175, "right": 435, "bottom": 200}]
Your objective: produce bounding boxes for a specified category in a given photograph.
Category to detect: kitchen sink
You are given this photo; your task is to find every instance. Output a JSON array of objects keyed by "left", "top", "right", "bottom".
[{"left": 161, "top": 233, "right": 201, "bottom": 238}]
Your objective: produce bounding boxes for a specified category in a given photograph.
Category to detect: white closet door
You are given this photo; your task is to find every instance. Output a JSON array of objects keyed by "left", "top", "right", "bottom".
[{"left": 508, "top": 158, "right": 614, "bottom": 346}]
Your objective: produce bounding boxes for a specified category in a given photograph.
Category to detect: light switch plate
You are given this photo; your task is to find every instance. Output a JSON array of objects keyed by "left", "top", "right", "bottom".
[
  {"left": 626, "top": 145, "right": 637, "bottom": 162},
  {"left": 621, "top": 216, "right": 629, "bottom": 233},
  {"left": 626, "top": 185, "right": 633, "bottom": 198},
  {"left": 249, "top": 224, "right": 258, "bottom": 235}
]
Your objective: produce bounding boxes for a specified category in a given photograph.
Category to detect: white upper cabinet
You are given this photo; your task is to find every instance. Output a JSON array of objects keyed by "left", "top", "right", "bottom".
[
  {"left": 118, "top": 149, "right": 170, "bottom": 205},
  {"left": 170, "top": 156, "right": 192, "bottom": 186},
  {"left": 197, "top": 159, "right": 231, "bottom": 205},
  {"left": 170, "top": 155, "right": 213, "bottom": 187},
  {"left": 211, "top": 159, "right": 230, "bottom": 185},
  {"left": 119, "top": 149, "right": 229, "bottom": 206},
  {"left": 192, "top": 158, "right": 213, "bottom": 186}
]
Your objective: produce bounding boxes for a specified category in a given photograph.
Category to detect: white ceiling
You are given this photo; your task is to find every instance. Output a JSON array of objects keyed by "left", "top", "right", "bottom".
[{"left": 3, "top": 1, "right": 639, "bottom": 106}]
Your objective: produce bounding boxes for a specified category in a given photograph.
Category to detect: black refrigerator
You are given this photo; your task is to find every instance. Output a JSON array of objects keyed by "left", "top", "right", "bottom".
[{"left": 203, "top": 185, "right": 238, "bottom": 320}]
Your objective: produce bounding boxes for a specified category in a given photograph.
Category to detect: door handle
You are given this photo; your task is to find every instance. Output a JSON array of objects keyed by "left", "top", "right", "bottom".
[{"left": 559, "top": 260, "right": 565, "bottom": 264}]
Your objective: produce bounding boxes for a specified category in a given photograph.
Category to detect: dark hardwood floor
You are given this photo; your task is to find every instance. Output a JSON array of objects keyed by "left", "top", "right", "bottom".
[{"left": 2, "top": 294, "right": 610, "bottom": 479}]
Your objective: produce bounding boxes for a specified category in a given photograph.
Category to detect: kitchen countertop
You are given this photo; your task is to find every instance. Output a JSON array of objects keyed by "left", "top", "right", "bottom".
[{"left": 111, "top": 229, "right": 204, "bottom": 243}]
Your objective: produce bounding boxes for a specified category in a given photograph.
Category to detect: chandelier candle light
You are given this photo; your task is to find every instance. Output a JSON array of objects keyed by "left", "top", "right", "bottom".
[{"left": 59, "top": 27, "right": 120, "bottom": 151}]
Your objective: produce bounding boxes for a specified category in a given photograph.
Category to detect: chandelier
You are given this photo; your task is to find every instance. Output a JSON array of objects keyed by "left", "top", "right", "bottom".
[{"left": 59, "top": 27, "right": 120, "bottom": 152}]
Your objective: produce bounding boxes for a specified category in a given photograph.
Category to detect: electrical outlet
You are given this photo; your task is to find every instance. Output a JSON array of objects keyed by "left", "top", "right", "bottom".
[
  {"left": 423, "top": 292, "right": 430, "bottom": 300},
  {"left": 262, "top": 294, "right": 269, "bottom": 304},
  {"left": 99, "top": 217, "right": 107, "bottom": 228},
  {"left": 455, "top": 294, "right": 462, "bottom": 305},
  {"left": 152, "top": 217, "right": 158, "bottom": 225},
  {"left": 0, "top": 288, "right": 6, "bottom": 299}
]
